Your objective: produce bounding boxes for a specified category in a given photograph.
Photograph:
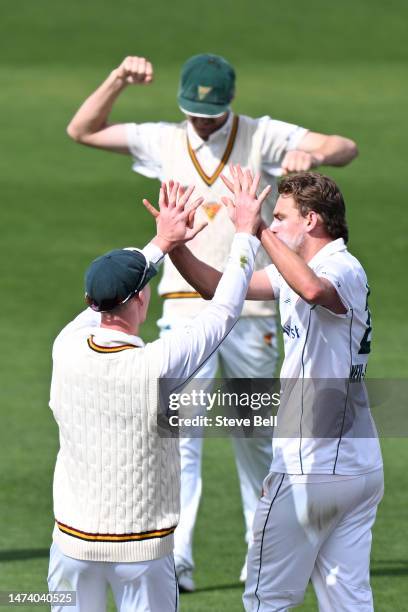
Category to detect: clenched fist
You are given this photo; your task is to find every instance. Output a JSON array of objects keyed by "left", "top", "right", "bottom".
[
  {"left": 114, "top": 56, "right": 154, "bottom": 85},
  {"left": 280, "top": 149, "right": 324, "bottom": 174}
]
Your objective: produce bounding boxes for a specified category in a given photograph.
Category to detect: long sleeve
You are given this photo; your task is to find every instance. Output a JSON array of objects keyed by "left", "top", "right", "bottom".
[{"left": 156, "top": 233, "right": 259, "bottom": 380}]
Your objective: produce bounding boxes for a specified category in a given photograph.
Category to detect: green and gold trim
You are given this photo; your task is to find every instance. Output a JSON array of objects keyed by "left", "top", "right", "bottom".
[
  {"left": 56, "top": 520, "right": 176, "bottom": 543},
  {"left": 187, "top": 115, "right": 239, "bottom": 186},
  {"left": 87, "top": 335, "right": 137, "bottom": 354}
]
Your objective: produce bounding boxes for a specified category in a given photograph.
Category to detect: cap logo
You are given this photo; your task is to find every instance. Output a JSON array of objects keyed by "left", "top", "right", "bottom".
[{"left": 197, "top": 85, "right": 213, "bottom": 100}]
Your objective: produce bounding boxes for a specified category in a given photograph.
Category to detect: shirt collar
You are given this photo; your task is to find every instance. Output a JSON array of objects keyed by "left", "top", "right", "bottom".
[
  {"left": 308, "top": 238, "right": 347, "bottom": 269},
  {"left": 93, "top": 327, "right": 145, "bottom": 348},
  {"left": 186, "top": 112, "right": 233, "bottom": 152}
]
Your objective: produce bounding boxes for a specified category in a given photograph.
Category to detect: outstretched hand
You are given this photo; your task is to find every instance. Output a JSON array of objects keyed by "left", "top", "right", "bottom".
[
  {"left": 220, "top": 164, "right": 271, "bottom": 235},
  {"left": 143, "top": 181, "right": 207, "bottom": 252}
]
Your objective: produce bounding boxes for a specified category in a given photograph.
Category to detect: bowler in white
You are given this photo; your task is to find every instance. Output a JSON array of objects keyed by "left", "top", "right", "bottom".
[{"left": 169, "top": 166, "right": 383, "bottom": 612}]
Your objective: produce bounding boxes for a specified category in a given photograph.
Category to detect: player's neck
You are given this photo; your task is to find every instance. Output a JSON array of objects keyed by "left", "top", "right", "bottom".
[
  {"left": 192, "top": 112, "right": 230, "bottom": 141},
  {"left": 100, "top": 316, "right": 140, "bottom": 337},
  {"left": 301, "top": 237, "right": 334, "bottom": 263}
]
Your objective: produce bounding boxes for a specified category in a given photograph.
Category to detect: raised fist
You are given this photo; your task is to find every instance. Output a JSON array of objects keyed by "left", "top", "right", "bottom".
[
  {"left": 114, "top": 56, "right": 153, "bottom": 85},
  {"left": 280, "top": 149, "right": 324, "bottom": 174}
]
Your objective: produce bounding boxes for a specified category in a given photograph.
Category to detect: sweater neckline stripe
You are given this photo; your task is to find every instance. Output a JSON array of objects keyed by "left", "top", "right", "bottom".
[
  {"left": 56, "top": 520, "right": 176, "bottom": 542},
  {"left": 187, "top": 115, "right": 239, "bottom": 186},
  {"left": 87, "top": 335, "right": 137, "bottom": 353}
]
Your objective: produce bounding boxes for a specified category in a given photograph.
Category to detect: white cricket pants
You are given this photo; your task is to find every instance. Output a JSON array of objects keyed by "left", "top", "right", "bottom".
[
  {"left": 159, "top": 315, "right": 278, "bottom": 571},
  {"left": 47, "top": 543, "right": 178, "bottom": 612},
  {"left": 243, "top": 469, "right": 384, "bottom": 611}
]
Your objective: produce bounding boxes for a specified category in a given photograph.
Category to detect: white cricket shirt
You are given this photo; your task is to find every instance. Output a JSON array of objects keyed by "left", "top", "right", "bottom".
[
  {"left": 265, "top": 238, "right": 383, "bottom": 476},
  {"left": 125, "top": 113, "right": 307, "bottom": 181}
]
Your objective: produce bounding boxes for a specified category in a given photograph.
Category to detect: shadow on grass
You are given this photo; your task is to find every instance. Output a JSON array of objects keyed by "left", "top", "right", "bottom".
[
  {"left": 181, "top": 582, "right": 242, "bottom": 594},
  {"left": 371, "top": 559, "right": 408, "bottom": 577},
  {"left": 0, "top": 549, "right": 49, "bottom": 562},
  {"left": 181, "top": 560, "right": 408, "bottom": 594}
]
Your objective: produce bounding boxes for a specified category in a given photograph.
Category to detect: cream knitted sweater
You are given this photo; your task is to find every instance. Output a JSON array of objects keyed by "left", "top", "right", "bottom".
[{"left": 50, "top": 319, "right": 179, "bottom": 562}]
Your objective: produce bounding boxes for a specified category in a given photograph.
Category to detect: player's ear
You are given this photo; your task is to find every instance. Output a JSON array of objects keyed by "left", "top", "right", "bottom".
[
  {"left": 306, "top": 210, "right": 319, "bottom": 232},
  {"left": 138, "top": 285, "right": 151, "bottom": 307}
]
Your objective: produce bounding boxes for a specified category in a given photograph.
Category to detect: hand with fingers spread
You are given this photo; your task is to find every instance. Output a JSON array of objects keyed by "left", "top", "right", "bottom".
[
  {"left": 220, "top": 164, "right": 272, "bottom": 235},
  {"left": 143, "top": 181, "right": 207, "bottom": 253},
  {"left": 114, "top": 56, "right": 154, "bottom": 86}
]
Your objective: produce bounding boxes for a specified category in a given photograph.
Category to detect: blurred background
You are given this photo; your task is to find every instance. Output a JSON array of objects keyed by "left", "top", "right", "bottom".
[{"left": 0, "top": 0, "right": 407, "bottom": 609}]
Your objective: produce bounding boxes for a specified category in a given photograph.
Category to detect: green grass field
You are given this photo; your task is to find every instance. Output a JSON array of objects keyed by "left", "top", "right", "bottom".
[{"left": 1, "top": 0, "right": 407, "bottom": 610}]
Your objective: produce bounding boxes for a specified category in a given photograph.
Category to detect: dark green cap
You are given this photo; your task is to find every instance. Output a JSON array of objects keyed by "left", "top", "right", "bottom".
[
  {"left": 85, "top": 248, "right": 156, "bottom": 312},
  {"left": 178, "top": 53, "right": 235, "bottom": 117}
]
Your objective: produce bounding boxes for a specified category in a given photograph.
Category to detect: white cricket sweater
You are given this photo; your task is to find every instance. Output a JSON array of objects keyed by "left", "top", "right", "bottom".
[{"left": 50, "top": 333, "right": 179, "bottom": 562}]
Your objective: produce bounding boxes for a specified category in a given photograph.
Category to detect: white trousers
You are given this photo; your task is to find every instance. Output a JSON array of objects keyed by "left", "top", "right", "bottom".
[
  {"left": 243, "top": 469, "right": 384, "bottom": 612},
  {"left": 47, "top": 543, "right": 178, "bottom": 612},
  {"left": 159, "top": 315, "right": 278, "bottom": 571}
]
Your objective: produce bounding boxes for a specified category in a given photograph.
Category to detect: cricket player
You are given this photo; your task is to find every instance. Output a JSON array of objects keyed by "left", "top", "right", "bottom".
[
  {"left": 66, "top": 53, "right": 359, "bottom": 589},
  {"left": 47, "top": 177, "right": 269, "bottom": 611},
  {"left": 166, "top": 166, "right": 383, "bottom": 611}
]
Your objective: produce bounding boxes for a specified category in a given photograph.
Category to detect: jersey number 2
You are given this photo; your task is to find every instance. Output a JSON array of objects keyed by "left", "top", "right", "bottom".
[{"left": 358, "top": 284, "right": 372, "bottom": 354}]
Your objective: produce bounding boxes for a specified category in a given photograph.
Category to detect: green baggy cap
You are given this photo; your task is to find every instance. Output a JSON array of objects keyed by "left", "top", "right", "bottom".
[
  {"left": 178, "top": 53, "right": 235, "bottom": 117},
  {"left": 85, "top": 248, "right": 157, "bottom": 312}
]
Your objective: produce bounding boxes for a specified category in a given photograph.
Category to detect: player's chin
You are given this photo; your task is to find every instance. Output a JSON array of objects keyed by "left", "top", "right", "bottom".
[
  {"left": 278, "top": 234, "right": 304, "bottom": 252},
  {"left": 196, "top": 129, "right": 213, "bottom": 138}
]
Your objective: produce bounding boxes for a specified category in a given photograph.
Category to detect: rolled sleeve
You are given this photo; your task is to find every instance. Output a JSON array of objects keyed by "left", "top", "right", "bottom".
[
  {"left": 259, "top": 116, "right": 308, "bottom": 176},
  {"left": 125, "top": 122, "right": 168, "bottom": 179}
]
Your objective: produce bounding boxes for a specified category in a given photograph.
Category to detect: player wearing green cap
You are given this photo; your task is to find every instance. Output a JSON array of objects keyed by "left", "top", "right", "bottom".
[
  {"left": 48, "top": 178, "right": 268, "bottom": 611},
  {"left": 67, "top": 53, "right": 358, "bottom": 591}
]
